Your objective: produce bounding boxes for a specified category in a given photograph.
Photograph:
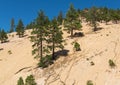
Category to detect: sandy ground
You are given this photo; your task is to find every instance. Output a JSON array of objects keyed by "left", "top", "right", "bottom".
[{"left": 1, "top": 22, "right": 120, "bottom": 85}]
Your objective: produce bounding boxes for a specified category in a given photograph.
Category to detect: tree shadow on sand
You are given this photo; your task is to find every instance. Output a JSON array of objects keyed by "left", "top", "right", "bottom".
[
  {"left": 54, "top": 49, "right": 69, "bottom": 60},
  {"left": 38, "top": 49, "right": 69, "bottom": 68}
]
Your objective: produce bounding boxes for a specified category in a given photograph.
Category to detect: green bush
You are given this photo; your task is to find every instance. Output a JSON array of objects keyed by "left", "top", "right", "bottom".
[
  {"left": 87, "top": 80, "right": 93, "bottom": 85},
  {"left": 74, "top": 42, "right": 81, "bottom": 51},
  {"left": 38, "top": 55, "right": 53, "bottom": 68},
  {"left": 17, "top": 77, "right": 24, "bottom": 85},
  {"left": 25, "top": 75, "right": 36, "bottom": 85},
  {"left": 17, "top": 75, "right": 36, "bottom": 85},
  {"left": 109, "top": 59, "right": 116, "bottom": 68}
]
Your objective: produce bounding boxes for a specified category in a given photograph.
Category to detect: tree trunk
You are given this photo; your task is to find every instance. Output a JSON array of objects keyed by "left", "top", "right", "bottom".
[
  {"left": 52, "top": 27, "right": 55, "bottom": 60},
  {"left": 71, "top": 28, "right": 73, "bottom": 38},
  {"left": 40, "top": 34, "right": 43, "bottom": 62}
]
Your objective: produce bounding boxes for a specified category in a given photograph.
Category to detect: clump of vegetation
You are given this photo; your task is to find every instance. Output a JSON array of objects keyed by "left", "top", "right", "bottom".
[
  {"left": 74, "top": 42, "right": 81, "bottom": 51},
  {"left": 64, "top": 4, "right": 82, "bottom": 38},
  {"left": 87, "top": 80, "right": 93, "bottom": 85},
  {"left": 109, "top": 59, "right": 116, "bottom": 68},
  {"left": 38, "top": 55, "right": 53, "bottom": 68},
  {"left": 90, "top": 61, "right": 95, "bottom": 66},
  {"left": 16, "top": 19, "right": 25, "bottom": 38},
  {"left": 25, "top": 75, "right": 36, "bottom": 85},
  {"left": 17, "top": 75, "right": 36, "bottom": 85},
  {"left": 17, "top": 77, "right": 24, "bottom": 85},
  {"left": 0, "top": 29, "right": 8, "bottom": 43},
  {"left": 31, "top": 11, "right": 64, "bottom": 68},
  {"left": 8, "top": 50, "right": 12, "bottom": 55}
]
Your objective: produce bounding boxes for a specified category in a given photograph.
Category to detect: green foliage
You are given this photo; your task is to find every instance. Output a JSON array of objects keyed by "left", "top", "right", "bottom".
[
  {"left": 87, "top": 80, "right": 93, "bottom": 85},
  {"left": 25, "top": 75, "right": 36, "bottom": 85},
  {"left": 64, "top": 4, "right": 82, "bottom": 37},
  {"left": 57, "top": 11, "right": 64, "bottom": 25},
  {"left": 110, "top": 9, "right": 120, "bottom": 24},
  {"left": 31, "top": 11, "right": 64, "bottom": 67},
  {"left": 26, "top": 21, "right": 35, "bottom": 29},
  {"left": 102, "top": 7, "right": 111, "bottom": 24},
  {"left": 16, "top": 19, "right": 24, "bottom": 38},
  {"left": 109, "top": 59, "right": 116, "bottom": 68},
  {"left": 31, "top": 10, "right": 49, "bottom": 60},
  {"left": 17, "top": 75, "right": 36, "bottom": 85},
  {"left": 74, "top": 42, "right": 81, "bottom": 51},
  {"left": 0, "top": 29, "right": 8, "bottom": 43},
  {"left": 87, "top": 7, "right": 98, "bottom": 31},
  {"left": 38, "top": 55, "right": 53, "bottom": 68},
  {"left": 47, "top": 18, "right": 64, "bottom": 59},
  {"left": 17, "top": 77, "right": 24, "bottom": 85}
]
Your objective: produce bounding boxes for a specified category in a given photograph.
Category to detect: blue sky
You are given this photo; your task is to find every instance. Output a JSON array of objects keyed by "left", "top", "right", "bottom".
[{"left": 0, "top": 0, "right": 120, "bottom": 32}]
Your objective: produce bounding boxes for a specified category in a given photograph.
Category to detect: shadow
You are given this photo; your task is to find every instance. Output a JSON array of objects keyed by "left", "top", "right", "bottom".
[
  {"left": 54, "top": 49, "right": 69, "bottom": 59},
  {"left": 23, "top": 34, "right": 28, "bottom": 37},
  {"left": 37, "top": 49, "right": 69, "bottom": 68},
  {"left": 0, "top": 48, "right": 4, "bottom": 51},
  {"left": 73, "top": 32, "right": 84, "bottom": 37},
  {"left": 0, "top": 40, "right": 9, "bottom": 44},
  {"left": 94, "top": 27, "right": 103, "bottom": 31}
]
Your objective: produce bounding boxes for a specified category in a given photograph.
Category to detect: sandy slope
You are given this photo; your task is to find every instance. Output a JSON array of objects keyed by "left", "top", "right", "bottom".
[
  {"left": 0, "top": 30, "right": 37, "bottom": 85},
  {"left": 1, "top": 23, "right": 120, "bottom": 85}
]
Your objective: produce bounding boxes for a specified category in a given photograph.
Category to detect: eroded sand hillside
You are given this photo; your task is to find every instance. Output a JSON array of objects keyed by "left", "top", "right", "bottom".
[{"left": 1, "top": 23, "right": 120, "bottom": 85}]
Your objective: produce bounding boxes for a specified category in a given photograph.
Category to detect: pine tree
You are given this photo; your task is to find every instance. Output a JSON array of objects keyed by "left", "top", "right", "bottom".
[
  {"left": 110, "top": 9, "right": 120, "bottom": 24},
  {"left": 88, "top": 7, "right": 98, "bottom": 31},
  {"left": 57, "top": 11, "right": 64, "bottom": 25},
  {"left": 31, "top": 10, "right": 49, "bottom": 61},
  {"left": 102, "top": 7, "right": 111, "bottom": 24},
  {"left": 26, "top": 21, "right": 35, "bottom": 29},
  {"left": 10, "top": 18, "right": 15, "bottom": 33},
  {"left": 16, "top": 19, "right": 24, "bottom": 38},
  {"left": 17, "top": 77, "right": 24, "bottom": 85},
  {"left": 0, "top": 29, "right": 8, "bottom": 43},
  {"left": 64, "top": 4, "right": 82, "bottom": 37},
  {"left": 47, "top": 18, "right": 64, "bottom": 60}
]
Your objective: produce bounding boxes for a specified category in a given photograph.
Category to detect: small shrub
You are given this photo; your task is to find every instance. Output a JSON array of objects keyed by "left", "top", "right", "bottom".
[
  {"left": 109, "top": 59, "right": 116, "bottom": 68},
  {"left": 17, "top": 75, "right": 36, "bottom": 85},
  {"left": 38, "top": 55, "right": 53, "bottom": 68},
  {"left": 74, "top": 42, "right": 81, "bottom": 51},
  {"left": 8, "top": 50, "right": 12, "bottom": 55},
  {"left": 90, "top": 61, "right": 95, "bottom": 66},
  {"left": 87, "top": 80, "right": 93, "bottom": 85},
  {"left": 25, "top": 75, "right": 36, "bottom": 85},
  {"left": 17, "top": 77, "right": 24, "bottom": 85}
]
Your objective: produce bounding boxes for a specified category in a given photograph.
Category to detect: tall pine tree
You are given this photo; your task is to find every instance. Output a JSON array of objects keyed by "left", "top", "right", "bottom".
[
  {"left": 47, "top": 18, "right": 64, "bottom": 59},
  {"left": 57, "top": 11, "right": 64, "bottom": 25},
  {"left": 31, "top": 10, "right": 49, "bottom": 62},
  {"left": 16, "top": 19, "right": 24, "bottom": 38},
  {"left": 64, "top": 4, "right": 82, "bottom": 37},
  {"left": 0, "top": 29, "right": 8, "bottom": 43}
]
